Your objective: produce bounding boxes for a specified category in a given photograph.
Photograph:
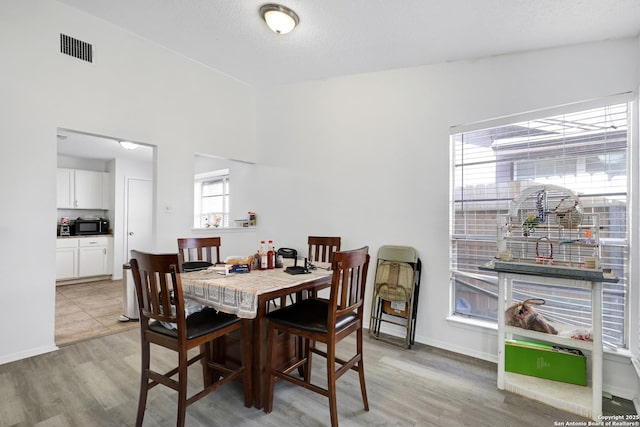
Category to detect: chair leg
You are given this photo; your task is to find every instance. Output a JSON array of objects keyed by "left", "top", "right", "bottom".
[
  {"left": 297, "top": 336, "right": 305, "bottom": 378},
  {"left": 264, "top": 325, "right": 276, "bottom": 414},
  {"left": 357, "top": 327, "right": 369, "bottom": 411},
  {"left": 405, "top": 302, "right": 413, "bottom": 349},
  {"left": 326, "top": 340, "right": 339, "bottom": 427},
  {"left": 136, "top": 340, "right": 151, "bottom": 427},
  {"left": 303, "top": 337, "right": 312, "bottom": 384},
  {"left": 411, "top": 317, "right": 417, "bottom": 345},
  {"left": 241, "top": 320, "right": 253, "bottom": 408},
  {"left": 176, "top": 351, "right": 188, "bottom": 427},
  {"left": 368, "top": 294, "right": 377, "bottom": 338},
  {"left": 374, "top": 298, "right": 383, "bottom": 337},
  {"left": 201, "top": 342, "right": 216, "bottom": 386}
]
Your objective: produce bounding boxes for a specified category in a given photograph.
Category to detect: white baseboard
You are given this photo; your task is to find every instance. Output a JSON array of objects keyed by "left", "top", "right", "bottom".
[
  {"left": 417, "top": 335, "right": 497, "bottom": 363},
  {"left": 0, "top": 344, "right": 58, "bottom": 365}
]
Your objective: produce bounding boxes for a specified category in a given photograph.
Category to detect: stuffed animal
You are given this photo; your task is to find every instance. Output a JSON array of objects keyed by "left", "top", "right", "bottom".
[{"left": 505, "top": 298, "right": 557, "bottom": 334}]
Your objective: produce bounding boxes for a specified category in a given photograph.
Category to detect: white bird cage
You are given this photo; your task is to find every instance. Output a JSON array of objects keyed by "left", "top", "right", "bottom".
[{"left": 497, "top": 184, "right": 600, "bottom": 268}]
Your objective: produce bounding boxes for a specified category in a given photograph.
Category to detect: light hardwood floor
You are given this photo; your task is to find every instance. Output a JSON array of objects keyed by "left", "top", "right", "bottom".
[{"left": 0, "top": 326, "right": 635, "bottom": 426}]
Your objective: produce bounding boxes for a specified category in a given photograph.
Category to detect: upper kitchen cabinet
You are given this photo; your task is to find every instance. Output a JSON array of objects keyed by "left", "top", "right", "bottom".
[
  {"left": 56, "top": 169, "right": 74, "bottom": 208},
  {"left": 57, "top": 168, "right": 108, "bottom": 209}
]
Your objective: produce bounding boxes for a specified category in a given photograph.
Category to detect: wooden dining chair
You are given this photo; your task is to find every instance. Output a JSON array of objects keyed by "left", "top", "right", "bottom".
[
  {"left": 130, "top": 250, "right": 252, "bottom": 427},
  {"left": 264, "top": 246, "right": 370, "bottom": 427},
  {"left": 307, "top": 236, "right": 341, "bottom": 298},
  {"left": 177, "top": 237, "right": 222, "bottom": 271},
  {"left": 308, "top": 236, "right": 341, "bottom": 264}
]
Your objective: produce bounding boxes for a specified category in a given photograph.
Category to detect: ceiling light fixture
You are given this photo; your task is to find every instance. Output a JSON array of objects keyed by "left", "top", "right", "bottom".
[
  {"left": 260, "top": 4, "right": 299, "bottom": 35},
  {"left": 119, "top": 141, "right": 139, "bottom": 150}
]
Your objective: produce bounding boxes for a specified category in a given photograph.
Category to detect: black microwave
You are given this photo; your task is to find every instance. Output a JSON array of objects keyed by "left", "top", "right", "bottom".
[{"left": 72, "top": 218, "right": 110, "bottom": 235}]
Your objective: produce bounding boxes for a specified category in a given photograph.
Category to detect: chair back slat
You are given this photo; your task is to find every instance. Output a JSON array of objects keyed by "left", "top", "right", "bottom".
[
  {"left": 330, "top": 247, "right": 370, "bottom": 322},
  {"left": 130, "top": 251, "right": 186, "bottom": 330},
  {"left": 178, "top": 237, "right": 222, "bottom": 265},
  {"left": 308, "top": 236, "right": 341, "bottom": 263}
]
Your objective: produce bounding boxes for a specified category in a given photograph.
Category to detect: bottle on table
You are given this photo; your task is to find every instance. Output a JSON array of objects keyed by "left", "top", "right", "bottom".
[
  {"left": 260, "top": 240, "right": 268, "bottom": 270},
  {"left": 267, "top": 240, "right": 275, "bottom": 269}
]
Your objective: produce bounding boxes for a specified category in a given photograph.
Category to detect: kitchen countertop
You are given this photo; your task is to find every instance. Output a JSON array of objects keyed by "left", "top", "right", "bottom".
[{"left": 57, "top": 234, "right": 113, "bottom": 239}]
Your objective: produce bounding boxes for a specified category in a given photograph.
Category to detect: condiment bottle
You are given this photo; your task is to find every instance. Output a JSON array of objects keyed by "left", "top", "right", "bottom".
[{"left": 267, "top": 240, "right": 275, "bottom": 269}]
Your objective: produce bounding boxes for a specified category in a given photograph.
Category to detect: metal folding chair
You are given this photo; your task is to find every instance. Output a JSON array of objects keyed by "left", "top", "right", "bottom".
[{"left": 368, "top": 245, "right": 421, "bottom": 349}]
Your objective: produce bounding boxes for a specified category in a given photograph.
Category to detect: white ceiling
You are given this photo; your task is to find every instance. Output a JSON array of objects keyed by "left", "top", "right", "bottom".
[
  {"left": 55, "top": 0, "right": 640, "bottom": 160},
  {"left": 57, "top": 0, "right": 640, "bottom": 88},
  {"left": 57, "top": 129, "right": 154, "bottom": 162}
]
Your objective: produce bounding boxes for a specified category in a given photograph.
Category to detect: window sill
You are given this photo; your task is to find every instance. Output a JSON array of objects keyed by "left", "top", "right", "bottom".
[
  {"left": 446, "top": 315, "right": 497, "bottom": 334},
  {"left": 447, "top": 315, "right": 634, "bottom": 360},
  {"left": 192, "top": 226, "right": 258, "bottom": 234}
]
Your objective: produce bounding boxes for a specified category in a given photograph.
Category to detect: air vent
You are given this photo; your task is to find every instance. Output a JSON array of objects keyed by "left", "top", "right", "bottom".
[{"left": 60, "top": 34, "right": 93, "bottom": 63}]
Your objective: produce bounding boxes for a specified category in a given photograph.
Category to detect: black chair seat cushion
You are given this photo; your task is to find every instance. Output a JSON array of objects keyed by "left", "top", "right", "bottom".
[
  {"left": 149, "top": 307, "right": 240, "bottom": 340},
  {"left": 181, "top": 261, "right": 214, "bottom": 272},
  {"left": 266, "top": 298, "right": 357, "bottom": 333}
]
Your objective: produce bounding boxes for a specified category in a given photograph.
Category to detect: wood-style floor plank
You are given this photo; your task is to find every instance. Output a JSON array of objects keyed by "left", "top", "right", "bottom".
[{"left": 0, "top": 328, "right": 634, "bottom": 426}]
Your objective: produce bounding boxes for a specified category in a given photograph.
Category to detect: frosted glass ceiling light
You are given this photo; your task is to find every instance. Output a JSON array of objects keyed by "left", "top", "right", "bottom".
[
  {"left": 119, "top": 141, "right": 139, "bottom": 150},
  {"left": 260, "top": 4, "right": 299, "bottom": 35}
]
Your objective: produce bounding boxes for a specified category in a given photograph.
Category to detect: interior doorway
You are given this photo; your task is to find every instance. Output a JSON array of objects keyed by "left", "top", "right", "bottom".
[{"left": 56, "top": 129, "right": 154, "bottom": 344}]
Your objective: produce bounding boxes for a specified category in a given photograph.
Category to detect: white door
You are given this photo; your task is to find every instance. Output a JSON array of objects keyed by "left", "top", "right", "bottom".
[{"left": 125, "top": 178, "right": 153, "bottom": 260}]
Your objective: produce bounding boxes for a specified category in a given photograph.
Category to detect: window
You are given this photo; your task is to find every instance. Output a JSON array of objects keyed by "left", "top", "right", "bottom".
[
  {"left": 450, "top": 101, "right": 630, "bottom": 348},
  {"left": 194, "top": 168, "right": 229, "bottom": 228}
]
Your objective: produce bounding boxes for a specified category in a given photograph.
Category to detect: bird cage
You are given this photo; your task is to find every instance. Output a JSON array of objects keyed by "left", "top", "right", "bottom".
[{"left": 497, "top": 184, "right": 600, "bottom": 269}]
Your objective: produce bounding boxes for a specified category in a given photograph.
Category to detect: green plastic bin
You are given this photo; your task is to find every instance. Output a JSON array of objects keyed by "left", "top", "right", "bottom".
[{"left": 505, "top": 340, "right": 587, "bottom": 386}]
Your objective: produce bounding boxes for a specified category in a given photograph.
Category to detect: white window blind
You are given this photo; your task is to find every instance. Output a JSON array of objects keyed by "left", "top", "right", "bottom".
[{"left": 450, "top": 102, "right": 629, "bottom": 348}]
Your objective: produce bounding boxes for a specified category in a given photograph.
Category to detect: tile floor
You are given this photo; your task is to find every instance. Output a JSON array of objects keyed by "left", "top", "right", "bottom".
[{"left": 55, "top": 279, "right": 138, "bottom": 346}]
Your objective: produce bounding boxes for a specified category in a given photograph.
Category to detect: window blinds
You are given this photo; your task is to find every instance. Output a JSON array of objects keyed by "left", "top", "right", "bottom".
[{"left": 450, "top": 102, "right": 629, "bottom": 347}]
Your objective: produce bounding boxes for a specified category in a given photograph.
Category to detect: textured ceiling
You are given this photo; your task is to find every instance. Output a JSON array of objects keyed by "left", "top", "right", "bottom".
[{"left": 57, "top": 0, "right": 640, "bottom": 87}]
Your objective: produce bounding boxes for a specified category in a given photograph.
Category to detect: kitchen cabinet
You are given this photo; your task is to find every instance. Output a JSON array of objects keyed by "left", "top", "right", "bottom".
[
  {"left": 56, "top": 238, "right": 79, "bottom": 280},
  {"left": 56, "top": 168, "right": 107, "bottom": 209},
  {"left": 78, "top": 237, "right": 112, "bottom": 277},
  {"left": 56, "top": 236, "right": 113, "bottom": 282},
  {"left": 56, "top": 169, "right": 74, "bottom": 209}
]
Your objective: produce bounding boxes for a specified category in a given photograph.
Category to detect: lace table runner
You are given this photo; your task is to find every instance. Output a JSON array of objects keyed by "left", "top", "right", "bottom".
[{"left": 181, "top": 265, "right": 332, "bottom": 319}]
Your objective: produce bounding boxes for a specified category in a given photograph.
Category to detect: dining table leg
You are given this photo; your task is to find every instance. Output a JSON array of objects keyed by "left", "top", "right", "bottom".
[
  {"left": 197, "top": 299, "right": 294, "bottom": 409},
  {"left": 191, "top": 277, "right": 330, "bottom": 409}
]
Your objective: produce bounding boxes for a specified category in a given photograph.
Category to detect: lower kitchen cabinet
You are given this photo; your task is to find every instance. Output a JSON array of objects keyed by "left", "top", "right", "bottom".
[
  {"left": 56, "top": 236, "right": 113, "bottom": 282},
  {"left": 78, "top": 237, "right": 111, "bottom": 277},
  {"left": 56, "top": 238, "right": 79, "bottom": 280}
]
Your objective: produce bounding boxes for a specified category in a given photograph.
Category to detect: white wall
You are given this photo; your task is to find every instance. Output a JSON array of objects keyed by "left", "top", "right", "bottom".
[
  {"left": 1, "top": 0, "right": 639, "bottom": 402},
  {"left": 254, "top": 38, "right": 640, "bottom": 396},
  {"left": 0, "top": 0, "right": 256, "bottom": 363}
]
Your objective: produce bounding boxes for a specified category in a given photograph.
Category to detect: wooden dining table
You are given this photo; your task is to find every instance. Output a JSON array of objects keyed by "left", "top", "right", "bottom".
[{"left": 180, "top": 262, "right": 333, "bottom": 409}]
